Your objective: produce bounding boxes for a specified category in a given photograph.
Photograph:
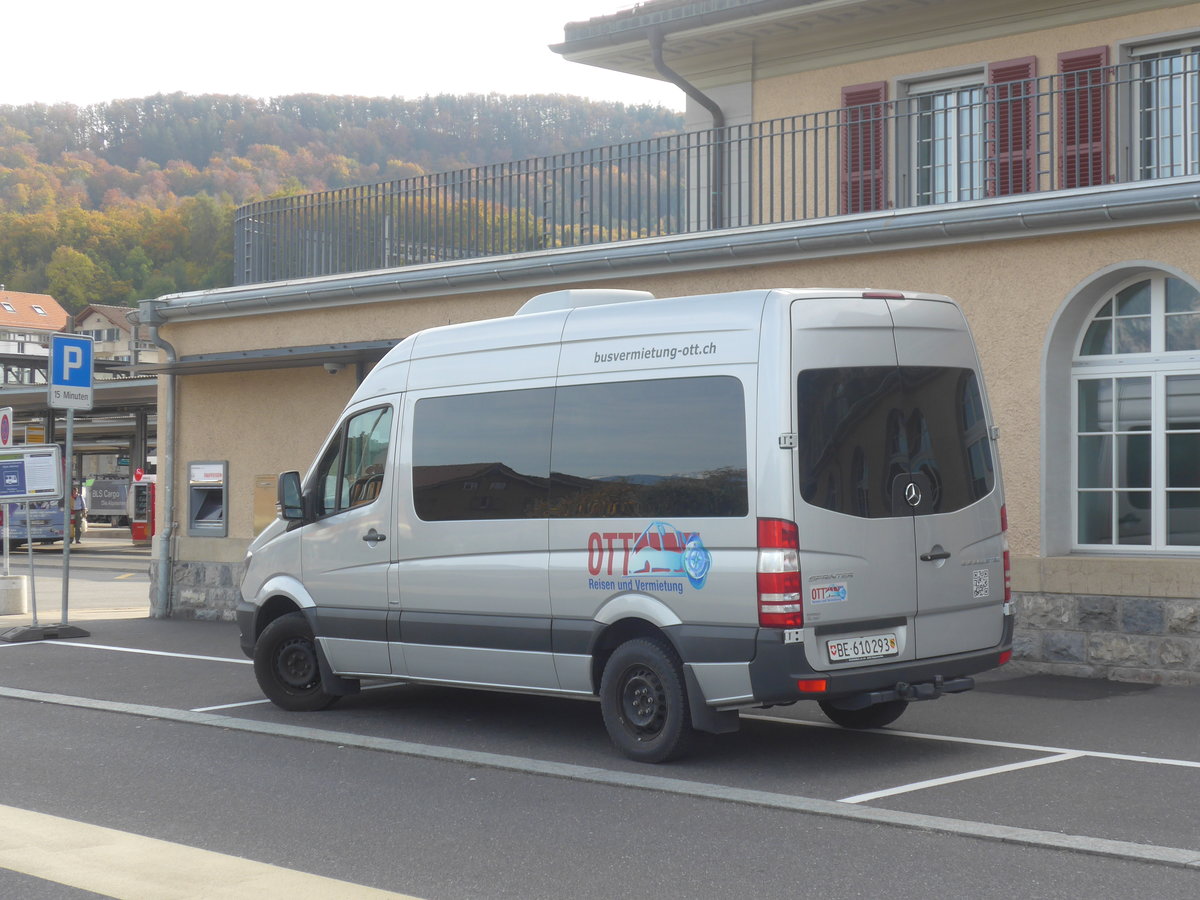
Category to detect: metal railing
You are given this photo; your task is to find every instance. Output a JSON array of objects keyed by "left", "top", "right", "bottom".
[{"left": 234, "top": 53, "right": 1200, "bottom": 285}]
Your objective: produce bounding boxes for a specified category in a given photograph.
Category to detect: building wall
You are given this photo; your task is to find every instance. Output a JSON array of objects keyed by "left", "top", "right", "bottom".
[
  {"left": 153, "top": 219, "right": 1200, "bottom": 682},
  {"left": 752, "top": 5, "right": 1200, "bottom": 120}
]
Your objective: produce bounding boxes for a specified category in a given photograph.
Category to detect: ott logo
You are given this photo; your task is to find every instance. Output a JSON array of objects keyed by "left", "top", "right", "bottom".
[{"left": 810, "top": 584, "right": 847, "bottom": 604}]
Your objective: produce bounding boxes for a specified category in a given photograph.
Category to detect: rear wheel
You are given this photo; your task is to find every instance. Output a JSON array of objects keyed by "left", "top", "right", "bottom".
[
  {"left": 253, "top": 611, "right": 339, "bottom": 712},
  {"left": 819, "top": 698, "right": 908, "bottom": 729},
  {"left": 600, "top": 638, "right": 694, "bottom": 763}
]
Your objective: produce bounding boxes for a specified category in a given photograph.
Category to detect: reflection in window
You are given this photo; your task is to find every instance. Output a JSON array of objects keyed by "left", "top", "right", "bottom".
[
  {"left": 1073, "top": 275, "right": 1200, "bottom": 548},
  {"left": 550, "top": 377, "right": 748, "bottom": 518},
  {"left": 797, "top": 366, "right": 994, "bottom": 518},
  {"left": 315, "top": 406, "right": 394, "bottom": 517},
  {"left": 412, "top": 377, "right": 749, "bottom": 521},
  {"left": 413, "top": 388, "right": 554, "bottom": 521}
]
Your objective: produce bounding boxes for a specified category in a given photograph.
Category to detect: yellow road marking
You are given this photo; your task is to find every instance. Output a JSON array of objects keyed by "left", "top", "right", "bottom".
[
  {"left": 114, "top": 573, "right": 136, "bottom": 580},
  {"left": 0, "top": 803, "right": 419, "bottom": 899}
]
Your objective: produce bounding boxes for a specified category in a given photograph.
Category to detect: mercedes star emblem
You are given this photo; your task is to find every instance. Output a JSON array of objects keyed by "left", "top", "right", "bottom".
[{"left": 905, "top": 481, "right": 922, "bottom": 508}]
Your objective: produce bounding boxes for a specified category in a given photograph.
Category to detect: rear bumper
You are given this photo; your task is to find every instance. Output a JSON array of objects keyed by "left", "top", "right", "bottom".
[{"left": 748, "top": 615, "right": 1014, "bottom": 705}]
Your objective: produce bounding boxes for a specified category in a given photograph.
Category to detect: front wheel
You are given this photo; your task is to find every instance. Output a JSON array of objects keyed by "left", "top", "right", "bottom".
[
  {"left": 818, "top": 698, "right": 908, "bottom": 729},
  {"left": 600, "top": 638, "right": 694, "bottom": 763},
  {"left": 253, "top": 611, "right": 339, "bottom": 712}
]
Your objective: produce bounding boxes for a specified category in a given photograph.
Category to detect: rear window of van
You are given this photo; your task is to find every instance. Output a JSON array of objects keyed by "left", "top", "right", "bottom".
[{"left": 797, "top": 366, "right": 994, "bottom": 517}]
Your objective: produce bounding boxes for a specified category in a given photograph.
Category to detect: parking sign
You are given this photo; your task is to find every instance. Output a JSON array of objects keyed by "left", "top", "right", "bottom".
[{"left": 49, "top": 333, "right": 94, "bottom": 410}]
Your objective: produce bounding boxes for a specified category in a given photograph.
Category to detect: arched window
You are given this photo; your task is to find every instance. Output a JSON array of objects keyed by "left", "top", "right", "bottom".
[{"left": 1073, "top": 275, "right": 1200, "bottom": 548}]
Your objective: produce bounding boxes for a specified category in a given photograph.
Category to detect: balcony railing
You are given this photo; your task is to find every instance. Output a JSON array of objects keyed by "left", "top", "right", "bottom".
[{"left": 234, "top": 53, "right": 1200, "bottom": 285}]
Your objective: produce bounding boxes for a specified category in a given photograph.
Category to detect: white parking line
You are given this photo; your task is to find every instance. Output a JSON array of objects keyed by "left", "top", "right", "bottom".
[
  {"left": 742, "top": 714, "right": 1200, "bottom": 770},
  {"left": 192, "top": 698, "right": 272, "bottom": 711},
  {"left": 839, "top": 752, "right": 1084, "bottom": 804},
  {"left": 40, "top": 640, "right": 252, "bottom": 665},
  {"left": 192, "top": 681, "right": 397, "bottom": 712}
]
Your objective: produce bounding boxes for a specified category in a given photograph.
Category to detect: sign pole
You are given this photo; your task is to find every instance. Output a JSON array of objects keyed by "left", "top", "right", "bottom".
[
  {"left": 61, "top": 407, "right": 73, "bottom": 625},
  {"left": 26, "top": 502, "right": 37, "bottom": 627}
]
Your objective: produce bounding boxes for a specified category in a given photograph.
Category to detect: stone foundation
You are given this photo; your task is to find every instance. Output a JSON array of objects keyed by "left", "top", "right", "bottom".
[
  {"left": 1012, "top": 591, "right": 1200, "bottom": 685},
  {"left": 150, "top": 559, "right": 245, "bottom": 622}
]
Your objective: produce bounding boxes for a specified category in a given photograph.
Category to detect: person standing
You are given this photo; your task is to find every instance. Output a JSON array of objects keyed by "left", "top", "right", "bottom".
[{"left": 71, "top": 487, "right": 86, "bottom": 544}]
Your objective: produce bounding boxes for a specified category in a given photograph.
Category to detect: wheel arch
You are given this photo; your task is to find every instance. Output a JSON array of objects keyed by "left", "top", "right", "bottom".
[
  {"left": 249, "top": 575, "right": 316, "bottom": 644},
  {"left": 589, "top": 616, "right": 677, "bottom": 698}
]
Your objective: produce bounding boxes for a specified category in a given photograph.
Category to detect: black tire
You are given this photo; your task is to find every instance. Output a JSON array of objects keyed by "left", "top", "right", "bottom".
[
  {"left": 819, "top": 698, "right": 908, "bottom": 729},
  {"left": 253, "top": 611, "right": 339, "bottom": 712},
  {"left": 600, "top": 638, "right": 694, "bottom": 763}
]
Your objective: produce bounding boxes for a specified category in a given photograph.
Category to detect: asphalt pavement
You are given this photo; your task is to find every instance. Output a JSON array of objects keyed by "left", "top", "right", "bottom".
[
  {"left": 0, "top": 538, "right": 1196, "bottom": 898},
  {"left": 0, "top": 522, "right": 151, "bottom": 626}
]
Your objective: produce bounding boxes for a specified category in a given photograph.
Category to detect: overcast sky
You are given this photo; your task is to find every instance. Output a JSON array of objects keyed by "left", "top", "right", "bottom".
[{"left": 3, "top": 1, "right": 683, "bottom": 110}]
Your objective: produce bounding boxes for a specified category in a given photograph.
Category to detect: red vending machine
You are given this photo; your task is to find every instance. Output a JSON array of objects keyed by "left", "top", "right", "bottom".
[{"left": 129, "top": 472, "right": 156, "bottom": 545}]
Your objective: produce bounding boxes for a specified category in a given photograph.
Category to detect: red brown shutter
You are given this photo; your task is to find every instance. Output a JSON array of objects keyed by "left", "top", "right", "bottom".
[
  {"left": 840, "top": 82, "right": 888, "bottom": 214},
  {"left": 987, "top": 57, "right": 1037, "bottom": 196},
  {"left": 1058, "top": 47, "right": 1111, "bottom": 188}
]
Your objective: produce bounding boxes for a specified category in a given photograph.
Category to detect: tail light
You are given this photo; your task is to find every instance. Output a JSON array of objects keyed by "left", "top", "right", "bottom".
[
  {"left": 1001, "top": 504, "right": 1011, "bottom": 605},
  {"left": 758, "top": 518, "right": 802, "bottom": 628}
]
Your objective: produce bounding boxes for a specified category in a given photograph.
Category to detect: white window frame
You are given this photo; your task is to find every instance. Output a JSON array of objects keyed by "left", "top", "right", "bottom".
[
  {"left": 1123, "top": 33, "right": 1200, "bottom": 180},
  {"left": 1072, "top": 274, "right": 1200, "bottom": 551},
  {"left": 901, "top": 69, "right": 986, "bottom": 206}
]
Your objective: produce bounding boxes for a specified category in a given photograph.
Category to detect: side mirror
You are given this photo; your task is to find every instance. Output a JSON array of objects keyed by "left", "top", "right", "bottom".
[{"left": 276, "top": 471, "right": 306, "bottom": 521}]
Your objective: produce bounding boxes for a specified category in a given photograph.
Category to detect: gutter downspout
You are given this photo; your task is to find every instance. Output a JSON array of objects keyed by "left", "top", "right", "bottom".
[
  {"left": 649, "top": 26, "right": 726, "bottom": 229},
  {"left": 133, "top": 300, "right": 176, "bottom": 618}
]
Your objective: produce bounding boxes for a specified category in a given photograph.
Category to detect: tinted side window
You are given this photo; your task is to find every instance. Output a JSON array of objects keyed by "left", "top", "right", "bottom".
[
  {"left": 550, "top": 376, "right": 748, "bottom": 518},
  {"left": 413, "top": 388, "right": 554, "bottom": 521},
  {"left": 798, "top": 367, "right": 994, "bottom": 518}
]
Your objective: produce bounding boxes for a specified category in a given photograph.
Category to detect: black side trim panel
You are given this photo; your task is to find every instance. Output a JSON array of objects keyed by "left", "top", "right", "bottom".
[
  {"left": 400, "top": 611, "right": 552, "bottom": 653},
  {"left": 236, "top": 602, "right": 256, "bottom": 658},
  {"left": 553, "top": 617, "right": 594, "bottom": 655},
  {"left": 313, "top": 607, "right": 389, "bottom": 642},
  {"left": 668, "top": 623, "right": 759, "bottom": 664}
]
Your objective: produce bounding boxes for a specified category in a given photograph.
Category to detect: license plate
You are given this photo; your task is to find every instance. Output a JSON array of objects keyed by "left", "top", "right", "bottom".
[{"left": 826, "top": 632, "right": 898, "bottom": 663}]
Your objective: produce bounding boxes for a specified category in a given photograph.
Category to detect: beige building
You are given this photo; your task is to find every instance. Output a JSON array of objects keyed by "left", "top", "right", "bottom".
[{"left": 140, "top": 0, "right": 1200, "bottom": 682}]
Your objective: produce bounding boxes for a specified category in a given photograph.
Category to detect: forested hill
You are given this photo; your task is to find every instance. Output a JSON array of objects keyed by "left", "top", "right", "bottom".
[{"left": 0, "top": 92, "right": 683, "bottom": 309}]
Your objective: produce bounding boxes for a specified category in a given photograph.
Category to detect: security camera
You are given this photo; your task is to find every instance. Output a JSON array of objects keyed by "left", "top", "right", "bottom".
[{"left": 323, "top": 362, "right": 344, "bottom": 375}]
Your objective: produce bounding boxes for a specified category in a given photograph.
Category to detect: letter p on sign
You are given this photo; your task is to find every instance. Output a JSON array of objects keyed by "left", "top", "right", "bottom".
[{"left": 64, "top": 346, "right": 84, "bottom": 378}]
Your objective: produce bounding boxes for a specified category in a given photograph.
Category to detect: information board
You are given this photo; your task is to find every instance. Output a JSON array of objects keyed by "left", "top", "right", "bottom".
[{"left": 0, "top": 445, "right": 63, "bottom": 502}]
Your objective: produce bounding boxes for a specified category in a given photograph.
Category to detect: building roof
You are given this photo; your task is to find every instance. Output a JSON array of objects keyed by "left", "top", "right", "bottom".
[
  {"left": 0, "top": 288, "right": 69, "bottom": 333},
  {"left": 76, "top": 304, "right": 136, "bottom": 335},
  {"left": 553, "top": 0, "right": 1191, "bottom": 81}
]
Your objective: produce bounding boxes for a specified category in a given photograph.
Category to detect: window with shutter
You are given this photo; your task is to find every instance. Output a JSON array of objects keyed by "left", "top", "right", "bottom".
[
  {"left": 840, "top": 82, "right": 887, "bottom": 214},
  {"left": 987, "top": 57, "right": 1037, "bottom": 196},
  {"left": 1058, "top": 47, "right": 1111, "bottom": 188}
]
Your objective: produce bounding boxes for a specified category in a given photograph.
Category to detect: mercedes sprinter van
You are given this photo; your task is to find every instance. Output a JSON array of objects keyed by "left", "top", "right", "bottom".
[{"left": 238, "top": 287, "right": 1011, "bottom": 762}]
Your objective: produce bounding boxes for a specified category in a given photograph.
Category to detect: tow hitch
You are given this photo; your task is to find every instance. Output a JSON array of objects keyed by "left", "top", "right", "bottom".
[{"left": 829, "top": 675, "right": 974, "bottom": 711}]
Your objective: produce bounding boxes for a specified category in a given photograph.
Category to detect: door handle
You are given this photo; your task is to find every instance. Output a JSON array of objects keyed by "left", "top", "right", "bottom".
[
  {"left": 362, "top": 528, "right": 387, "bottom": 545},
  {"left": 919, "top": 550, "right": 951, "bottom": 562}
]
